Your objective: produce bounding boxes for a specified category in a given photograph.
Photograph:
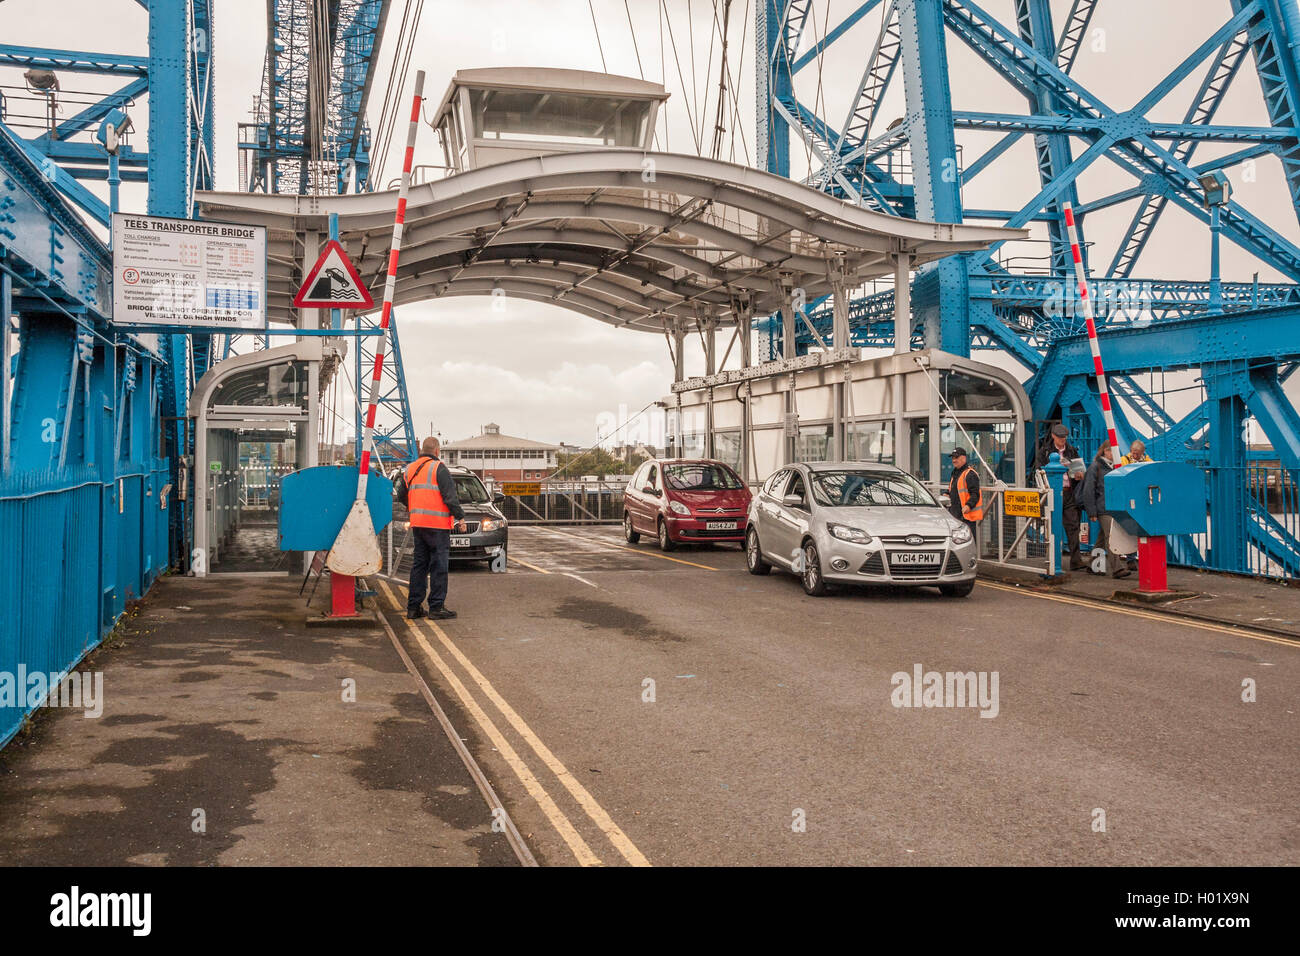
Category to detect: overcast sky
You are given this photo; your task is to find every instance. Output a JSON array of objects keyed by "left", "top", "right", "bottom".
[{"left": 3, "top": 0, "right": 1295, "bottom": 445}]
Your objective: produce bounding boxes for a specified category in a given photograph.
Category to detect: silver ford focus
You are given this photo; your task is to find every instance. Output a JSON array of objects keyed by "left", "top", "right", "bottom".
[{"left": 745, "top": 461, "right": 978, "bottom": 597}]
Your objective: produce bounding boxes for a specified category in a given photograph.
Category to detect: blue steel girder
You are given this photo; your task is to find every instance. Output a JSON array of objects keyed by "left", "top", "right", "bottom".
[
  {"left": 834, "top": 0, "right": 901, "bottom": 161},
  {"left": 941, "top": 0, "right": 1300, "bottom": 282},
  {"left": 0, "top": 45, "right": 149, "bottom": 76},
  {"left": 1014, "top": 0, "right": 1085, "bottom": 278},
  {"left": 791, "top": 0, "right": 883, "bottom": 73},
  {"left": 0, "top": 123, "right": 111, "bottom": 319},
  {"left": 1054, "top": 0, "right": 1097, "bottom": 75},
  {"left": 1109, "top": 25, "right": 1253, "bottom": 278},
  {"left": 1028, "top": 305, "right": 1300, "bottom": 432},
  {"left": 1233, "top": 0, "right": 1300, "bottom": 224},
  {"left": 772, "top": 96, "right": 901, "bottom": 212},
  {"left": 1109, "top": 374, "right": 1176, "bottom": 434},
  {"left": 249, "top": 0, "right": 389, "bottom": 194}
]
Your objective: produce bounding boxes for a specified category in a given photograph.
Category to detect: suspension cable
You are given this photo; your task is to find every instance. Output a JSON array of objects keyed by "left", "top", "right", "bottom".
[{"left": 589, "top": 0, "right": 609, "bottom": 72}]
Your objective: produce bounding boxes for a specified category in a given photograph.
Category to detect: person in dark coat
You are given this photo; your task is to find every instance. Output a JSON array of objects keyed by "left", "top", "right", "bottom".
[
  {"left": 1080, "top": 441, "right": 1131, "bottom": 579},
  {"left": 1032, "top": 423, "right": 1086, "bottom": 570}
]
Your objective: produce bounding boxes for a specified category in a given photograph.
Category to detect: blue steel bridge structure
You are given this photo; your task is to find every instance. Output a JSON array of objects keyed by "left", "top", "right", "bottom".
[
  {"left": 0, "top": 0, "right": 399, "bottom": 747},
  {"left": 1, "top": 0, "right": 1300, "bottom": 745},
  {"left": 759, "top": 0, "right": 1300, "bottom": 579}
]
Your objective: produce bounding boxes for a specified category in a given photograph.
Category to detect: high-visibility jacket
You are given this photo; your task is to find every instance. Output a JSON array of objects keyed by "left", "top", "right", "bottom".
[
  {"left": 953, "top": 465, "right": 983, "bottom": 522},
  {"left": 405, "top": 457, "right": 455, "bottom": 529}
]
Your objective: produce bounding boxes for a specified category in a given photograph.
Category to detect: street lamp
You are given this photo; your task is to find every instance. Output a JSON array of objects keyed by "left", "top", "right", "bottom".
[
  {"left": 97, "top": 109, "right": 133, "bottom": 227},
  {"left": 1199, "top": 170, "right": 1231, "bottom": 314}
]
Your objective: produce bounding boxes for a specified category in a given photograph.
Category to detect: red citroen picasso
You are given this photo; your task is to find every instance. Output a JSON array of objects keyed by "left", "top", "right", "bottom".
[{"left": 623, "top": 458, "right": 752, "bottom": 551}]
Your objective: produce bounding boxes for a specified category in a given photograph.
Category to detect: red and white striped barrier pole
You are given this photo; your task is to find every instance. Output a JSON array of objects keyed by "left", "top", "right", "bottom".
[
  {"left": 324, "top": 70, "right": 424, "bottom": 596},
  {"left": 357, "top": 69, "right": 425, "bottom": 500},
  {"left": 1062, "top": 202, "right": 1168, "bottom": 588},
  {"left": 1060, "top": 204, "right": 1123, "bottom": 468},
  {"left": 1061, "top": 201, "right": 1122, "bottom": 468}
]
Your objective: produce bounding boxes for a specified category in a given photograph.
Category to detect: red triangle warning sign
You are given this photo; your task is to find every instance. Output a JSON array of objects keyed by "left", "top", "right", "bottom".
[{"left": 293, "top": 240, "right": 375, "bottom": 309}]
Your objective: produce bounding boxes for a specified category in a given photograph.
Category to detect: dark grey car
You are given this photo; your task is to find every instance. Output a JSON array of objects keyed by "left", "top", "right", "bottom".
[{"left": 445, "top": 466, "right": 509, "bottom": 566}]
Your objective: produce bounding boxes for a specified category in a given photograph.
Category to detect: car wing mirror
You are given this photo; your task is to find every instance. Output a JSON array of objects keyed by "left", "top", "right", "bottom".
[
  {"left": 492, "top": 491, "right": 506, "bottom": 504},
  {"left": 642, "top": 485, "right": 657, "bottom": 496},
  {"left": 781, "top": 493, "right": 804, "bottom": 508}
]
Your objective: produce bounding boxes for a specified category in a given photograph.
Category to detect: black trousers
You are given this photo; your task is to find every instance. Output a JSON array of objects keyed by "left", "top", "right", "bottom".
[
  {"left": 409, "top": 527, "right": 450, "bottom": 611},
  {"left": 1062, "top": 484, "right": 1082, "bottom": 559}
]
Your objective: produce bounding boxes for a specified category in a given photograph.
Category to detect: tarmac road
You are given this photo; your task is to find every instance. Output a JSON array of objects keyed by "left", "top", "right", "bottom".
[{"left": 377, "top": 525, "right": 1300, "bottom": 867}]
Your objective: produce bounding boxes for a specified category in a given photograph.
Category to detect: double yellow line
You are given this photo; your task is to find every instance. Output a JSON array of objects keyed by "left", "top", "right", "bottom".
[
  {"left": 978, "top": 580, "right": 1300, "bottom": 649},
  {"left": 375, "top": 579, "right": 650, "bottom": 866}
]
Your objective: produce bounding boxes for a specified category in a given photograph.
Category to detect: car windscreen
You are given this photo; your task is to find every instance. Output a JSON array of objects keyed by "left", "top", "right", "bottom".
[
  {"left": 810, "top": 471, "right": 937, "bottom": 508},
  {"left": 663, "top": 463, "right": 744, "bottom": 491},
  {"left": 453, "top": 475, "right": 489, "bottom": 504}
]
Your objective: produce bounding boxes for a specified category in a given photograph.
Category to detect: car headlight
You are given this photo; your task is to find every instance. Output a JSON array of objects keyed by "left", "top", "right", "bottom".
[
  {"left": 828, "top": 523, "right": 873, "bottom": 544},
  {"left": 950, "top": 523, "right": 972, "bottom": 544},
  {"left": 669, "top": 500, "right": 691, "bottom": 516},
  {"left": 480, "top": 517, "right": 506, "bottom": 532}
]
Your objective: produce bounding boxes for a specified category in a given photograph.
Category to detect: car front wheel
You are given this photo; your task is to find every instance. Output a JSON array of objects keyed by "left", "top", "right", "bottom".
[
  {"left": 657, "top": 518, "right": 677, "bottom": 551},
  {"left": 801, "top": 540, "right": 828, "bottom": 596},
  {"left": 624, "top": 511, "right": 640, "bottom": 544},
  {"left": 746, "top": 527, "right": 771, "bottom": 575}
]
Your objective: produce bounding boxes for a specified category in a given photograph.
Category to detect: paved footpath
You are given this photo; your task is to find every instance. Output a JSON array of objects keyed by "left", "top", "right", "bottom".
[{"left": 0, "top": 576, "right": 520, "bottom": 867}]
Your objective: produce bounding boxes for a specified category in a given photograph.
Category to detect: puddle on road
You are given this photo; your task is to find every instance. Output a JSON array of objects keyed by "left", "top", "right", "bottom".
[{"left": 550, "top": 597, "right": 685, "bottom": 643}]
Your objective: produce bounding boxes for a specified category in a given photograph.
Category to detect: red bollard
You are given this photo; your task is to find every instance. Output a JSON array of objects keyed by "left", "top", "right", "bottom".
[
  {"left": 1137, "top": 535, "right": 1167, "bottom": 593},
  {"left": 328, "top": 571, "right": 359, "bottom": 618}
]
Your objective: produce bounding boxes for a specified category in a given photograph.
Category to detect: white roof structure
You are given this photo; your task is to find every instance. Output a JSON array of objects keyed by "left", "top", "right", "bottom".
[
  {"left": 197, "top": 149, "right": 1025, "bottom": 335},
  {"left": 443, "top": 424, "right": 560, "bottom": 451}
]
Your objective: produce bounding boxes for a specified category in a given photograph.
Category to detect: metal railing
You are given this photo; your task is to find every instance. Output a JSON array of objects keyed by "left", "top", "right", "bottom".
[
  {"left": 1183, "top": 464, "right": 1300, "bottom": 581},
  {"left": 974, "top": 485, "right": 1057, "bottom": 577},
  {"left": 489, "top": 479, "right": 626, "bottom": 525},
  {"left": 0, "top": 460, "right": 171, "bottom": 748}
]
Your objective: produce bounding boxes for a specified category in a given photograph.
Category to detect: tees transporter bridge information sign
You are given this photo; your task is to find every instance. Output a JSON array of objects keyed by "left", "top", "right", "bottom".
[{"left": 112, "top": 213, "right": 267, "bottom": 329}]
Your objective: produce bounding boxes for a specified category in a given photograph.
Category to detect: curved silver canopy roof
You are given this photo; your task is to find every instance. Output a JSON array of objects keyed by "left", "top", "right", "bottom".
[{"left": 197, "top": 150, "right": 1026, "bottom": 334}]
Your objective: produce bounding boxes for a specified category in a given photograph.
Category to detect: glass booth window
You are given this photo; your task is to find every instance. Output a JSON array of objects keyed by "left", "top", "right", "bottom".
[
  {"left": 468, "top": 88, "right": 652, "bottom": 147},
  {"left": 940, "top": 370, "right": 1013, "bottom": 412},
  {"left": 713, "top": 432, "right": 742, "bottom": 472},
  {"left": 207, "top": 361, "right": 308, "bottom": 409},
  {"left": 679, "top": 431, "right": 706, "bottom": 459},
  {"left": 938, "top": 421, "right": 1018, "bottom": 485},
  {"left": 846, "top": 421, "right": 894, "bottom": 463},
  {"left": 796, "top": 424, "right": 832, "bottom": 462}
]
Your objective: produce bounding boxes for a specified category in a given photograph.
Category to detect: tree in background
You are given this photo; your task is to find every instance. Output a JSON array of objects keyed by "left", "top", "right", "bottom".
[{"left": 554, "top": 447, "right": 648, "bottom": 478}]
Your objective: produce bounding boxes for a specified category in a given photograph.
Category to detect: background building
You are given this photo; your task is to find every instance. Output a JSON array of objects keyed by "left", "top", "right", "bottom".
[{"left": 442, "top": 424, "right": 560, "bottom": 482}]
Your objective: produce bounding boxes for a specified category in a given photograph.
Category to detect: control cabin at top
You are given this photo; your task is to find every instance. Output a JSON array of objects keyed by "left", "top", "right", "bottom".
[{"left": 431, "top": 67, "right": 669, "bottom": 172}]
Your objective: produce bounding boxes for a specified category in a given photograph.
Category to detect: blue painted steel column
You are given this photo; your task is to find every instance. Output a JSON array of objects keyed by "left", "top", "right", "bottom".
[
  {"left": 329, "top": 213, "right": 342, "bottom": 331},
  {"left": 148, "top": 0, "right": 193, "bottom": 569},
  {"left": 898, "top": 0, "right": 968, "bottom": 354},
  {"left": 1016, "top": 0, "right": 1087, "bottom": 276},
  {"left": 1206, "top": 362, "right": 1249, "bottom": 572},
  {"left": 1209, "top": 204, "right": 1224, "bottom": 312},
  {"left": 758, "top": 0, "right": 791, "bottom": 176},
  {"left": 0, "top": 266, "right": 9, "bottom": 474}
]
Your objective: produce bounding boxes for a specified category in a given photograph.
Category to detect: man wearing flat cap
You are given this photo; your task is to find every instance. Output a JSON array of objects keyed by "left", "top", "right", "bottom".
[{"left": 1032, "top": 423, "right": 1086, "bottom": 570}]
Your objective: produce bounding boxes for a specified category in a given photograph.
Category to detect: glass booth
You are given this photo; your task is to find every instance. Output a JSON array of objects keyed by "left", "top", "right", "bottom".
[{"left": 667, "top": 349, "right": 1031, "bottom": 492}]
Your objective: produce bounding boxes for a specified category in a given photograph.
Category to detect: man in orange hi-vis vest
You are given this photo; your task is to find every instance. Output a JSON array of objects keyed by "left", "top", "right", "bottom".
[
  {"left": 405, "top": 437, "right": 467, "bottom": 620},
  {"left": 946, "top": 447, "right": 983, "bottom": 540}
]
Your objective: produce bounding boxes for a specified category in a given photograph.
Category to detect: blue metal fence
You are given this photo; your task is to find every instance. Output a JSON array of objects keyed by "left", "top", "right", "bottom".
[{"left": 0, "top": 460, "right": 169, "bottom": 747}]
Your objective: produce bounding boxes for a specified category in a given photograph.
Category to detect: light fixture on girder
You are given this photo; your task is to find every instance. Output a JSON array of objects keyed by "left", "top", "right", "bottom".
[
  {"left": 1200, "top": 171, "right": 1232, "bottom": 314},
  {"left": 23, "top": 68, "right": 59, "bottom": 138}
]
